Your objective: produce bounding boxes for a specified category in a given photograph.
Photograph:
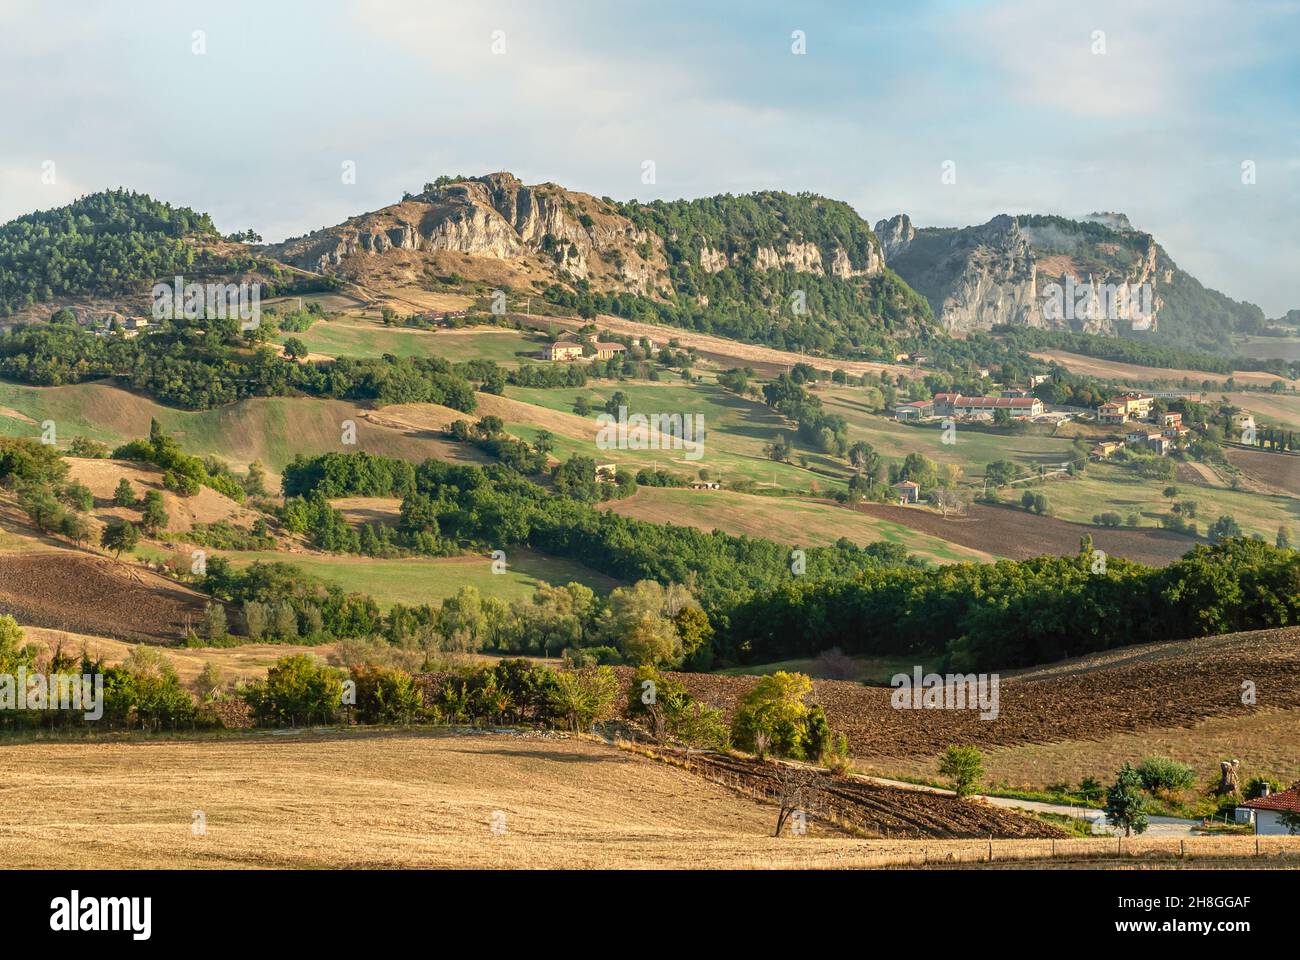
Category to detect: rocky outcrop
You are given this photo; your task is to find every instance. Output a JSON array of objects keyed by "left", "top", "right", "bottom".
[
  {"left": 878, "top": 214, "right": 1039, "bottom": 335},
  {"left": 873, "top": 214, "right": 915, "bottom": 262}
]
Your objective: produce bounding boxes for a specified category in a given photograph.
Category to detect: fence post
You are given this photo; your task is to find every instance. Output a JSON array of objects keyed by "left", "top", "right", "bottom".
[{"left": 988, "top": 838, "right": 993, "bottom": 863}]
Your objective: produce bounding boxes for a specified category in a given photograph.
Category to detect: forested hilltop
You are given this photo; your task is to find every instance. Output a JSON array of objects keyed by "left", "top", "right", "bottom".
[{"left": 551, "top": 190, "right": 935, "bottom": 356}]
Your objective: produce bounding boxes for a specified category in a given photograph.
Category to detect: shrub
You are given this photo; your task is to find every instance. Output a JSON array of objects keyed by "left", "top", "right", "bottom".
[
  {"left": 938, "top": 745, "right": 984, "bottom": 798},
  {"left": 1135, "top": 756, "right": 1196, "bottom": 795},
  {"left": 242, "top": 654, "right": 344, "bottom": 726},
  {"left": 730, "top": 671, "right": 815, "bottom": 759}
]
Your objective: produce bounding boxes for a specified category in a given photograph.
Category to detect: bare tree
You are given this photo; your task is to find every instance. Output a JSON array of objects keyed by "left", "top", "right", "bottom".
[{"left": 773, "top": 765, "right": 824, "bottom": 837}]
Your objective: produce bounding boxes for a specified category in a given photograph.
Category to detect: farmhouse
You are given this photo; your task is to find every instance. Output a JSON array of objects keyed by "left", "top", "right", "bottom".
[
  {"left": 1239, "top": 783, "right": 1300, "bottom": 835},
  {"left": 1125, "top": 429, "right": 1170, "bottom": 455},
  {"left": 1161, "top": 412, "right": 1182, "bottom": 428},
  {"left": 894, "top": 399, "right": 934, "bottom": 421},
  {"left": 1100, "top": 392, "right": 1157, "bottom": 424},
  {"left": 932, "top": 393, "right": 1043, "bottom": 419},
  {"left": 543, "top": 341, "right": 584, "bottom": 361},
  {"left": 891, "top": 480, "right": 920, "bottom": 504},
  {"left": 1090, "top": 440, "right": 1121, "bottom": 460},
  {"left": 593, "top": 342, "right": 627, "bottom": 360}
]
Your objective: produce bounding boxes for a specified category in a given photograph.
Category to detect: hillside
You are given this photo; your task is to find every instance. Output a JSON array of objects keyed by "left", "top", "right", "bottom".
[
  {"left": 876, "top": 212, "right": 1266, "bottom": 350},
  {"left": 267, "top": 173, "right": 935, "bottom": 356}
]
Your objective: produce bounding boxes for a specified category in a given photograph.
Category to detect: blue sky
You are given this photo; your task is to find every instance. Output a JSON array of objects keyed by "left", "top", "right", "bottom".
[{"left": 1, "top": 0, "right": 1297, "bottom": 313}]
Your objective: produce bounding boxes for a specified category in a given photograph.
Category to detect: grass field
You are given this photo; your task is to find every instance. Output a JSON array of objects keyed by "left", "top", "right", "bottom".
[
  {"left": 280, "top": 319, "right": 543, "bottom": 365},
  {"left": 212, "top": 547, "right": 620, "bottom": 607},
  {"left": 1043, "top": 462, "right": 1300, "bottom": 540},
  {"left": 0, "top": 381, "right": 490, "bottom": 475},
  {"left": 508, "top": 379, "right": 851, "bottom": 492},
  {"left": 817, "top": 385, "right": 1076, "bottom": 473},
  {"left": 600, "top": 487, "right": 995, "bottom": 563},
  {"left": 1029, "top": 348, "right": 1289, "bottom": 388}
]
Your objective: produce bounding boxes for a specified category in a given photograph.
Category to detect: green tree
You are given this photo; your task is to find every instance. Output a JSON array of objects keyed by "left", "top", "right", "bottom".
[
  {"left": 100, "top": 519, "right": 139, "bottom": 558},
  {"left": 1207, "top": 515, "right": 1242, "bottom": 543},
  {"left": 140, "top": 490, "right": 169, "bottom": 535},
  {"left": 938, "top": 745, "right": 984, "bottom": 799},
  {"left": 1105, "top": 763, "right": 1149, "bottom": 837},
  {"left": 113, "top": 477, "right": 136, "bottom": 506},
  {"left": 730, "top": 671, "right": 816, "bottom": 759}
]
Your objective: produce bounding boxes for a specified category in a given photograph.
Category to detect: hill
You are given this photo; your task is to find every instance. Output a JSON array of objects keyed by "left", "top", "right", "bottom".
[
  {"left": 266, "top": 172, "right": 935, "bottom": 356},
  {"left": 876, "top": 212, "right": 1266, "bottom": 350}
]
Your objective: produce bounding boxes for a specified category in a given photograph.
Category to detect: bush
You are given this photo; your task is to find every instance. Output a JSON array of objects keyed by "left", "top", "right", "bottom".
[
  {"left": 242, "top": 654, "right": 344, "bottom": 726},
  {"left": 938, "top": 745, "right": 984, "bottom": 798},
  {"left": 1135, "top": 755, "right": 1196, "bottom": 795},
  {"left": 730, "top": 671, "right": 816, "bottom": 759},
  {"left": 349, "top": 664, "right": 422, "bottom": 724}
]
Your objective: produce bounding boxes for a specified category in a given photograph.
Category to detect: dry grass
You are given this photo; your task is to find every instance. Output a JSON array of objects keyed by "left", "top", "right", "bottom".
[
  {"left": 21, "top": 626, "right": 335, "bottom": 686},
  {"left": 1028, "top": 349, "right": 1287, "bottom": 388},
  {"left": 0, "top": 729, "right": 1294, "bottom": 869}
]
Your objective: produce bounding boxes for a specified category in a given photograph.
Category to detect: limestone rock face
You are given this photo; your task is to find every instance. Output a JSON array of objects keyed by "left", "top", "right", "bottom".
[
  {"left": 873, "top": 213, "right": 915, "bottom": 262},
  {"left": 880, "top": 213, "right": 1038, "bottom": 334}
]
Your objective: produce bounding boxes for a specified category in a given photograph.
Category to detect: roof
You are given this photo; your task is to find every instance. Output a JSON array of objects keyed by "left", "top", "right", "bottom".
[
  {"left": 548, "top": 340, "right": 582, "bottom": 349},
  {"left": 898, "top": 399, "right": 933, "bottom": 408},
  {"left": 950, "top": 395, "right": 1039, "bottom": 408},
  {"left": 594, "top": 341, "right": 626, "bottom": 351},
  {"left": 892, "top": 480, "right": 920, "bottom": 489},
  {"left": 1242, "top": 786, "right": 1300, "bottom": 813}
]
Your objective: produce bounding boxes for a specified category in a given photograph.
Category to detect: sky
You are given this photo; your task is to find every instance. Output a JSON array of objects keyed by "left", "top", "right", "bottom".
[{"left": 1, "top": 0, "right": 1297, "bottom": 313}]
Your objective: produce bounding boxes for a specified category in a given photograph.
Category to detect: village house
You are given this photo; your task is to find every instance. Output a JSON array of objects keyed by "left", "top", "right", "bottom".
[
  {"left": 1099, "top": 392, "right": 1156, "bottom": 424},
  {"left": 893, "top": 399, "right": 935, "bottom": 421},
  {"left": 932, "top": 393, "right": 1043, "bottom": 419},
  {"left": 593, "top": 341, "right": 627, "bottom": 360},
  {"left": 543, "top": 341, "right": 585, "bottom": 362},
  {"left": 1125, "top": 429, "right": 1170, "bottom": 455},
  {"left": 1090, "top": 440, "right": 1121, "bottom": 460},
  {"left": 1161, "top": 412, "right": 1182, "bottom": 428},
  {"left": 1231, "top": 413, "right": 1256, "bottom": 438},
  {"left": 891, "top": 480, "right": 921, "bottom": 504},
  {"left": 1238, "top": 783, "right": 1300, "bottom": 835}
]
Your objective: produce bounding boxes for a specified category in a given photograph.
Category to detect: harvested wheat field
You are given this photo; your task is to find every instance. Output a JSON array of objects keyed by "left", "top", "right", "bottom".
[{"left": 0, "top": 729, "right": 1049, "bottom": 869}]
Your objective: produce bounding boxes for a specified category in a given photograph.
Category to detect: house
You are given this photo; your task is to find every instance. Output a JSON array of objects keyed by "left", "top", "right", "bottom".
[
  {"left": 593, "top": 342, "right": 627, "bottom": 360},
  {"left": 894, "top": 352, "right": 910, "bottom": 362},
  {"left": 891, "top": 480, "right": 920, "bottom": 504},
  {"left": 934, "top": 394, "right": 1043, "bottom": 419},
  {"left": 543, "top": 341, "right": 585, "bottom": 361},
  {"left": 1231, "top": 413, "right": 1256, "bottom": 439},
  {"left": 908, "top": 354, "right": 929, "bottom": 364},
  {"left": 1125, "top": 430, "right": 1169, "bottom": 455},
  {"left": 977, "top": 367, "right": 990, "bottom": 379},
  {"left": 1027, "top": 374, "right": 1050, "bottom": 387},
  {"left": 1119, "top": 392, "right": 1156, "bottom": 419},
  {"left": 1090, "top": 441, "right": 1121, "bottom": 460},
  {"left": 595, "top": 463, "right": 618, "bottom": 483},
  {"left": 1238, "top": 783, "right": 1300, "bottom": 835},
  {"left": 1161, "top": 412, "right": 1182, "bottom": 428},
  {"left": 894, "top": 399, "right": 934, "bottom": 421},
  {"left": 1099, "top": 401, "right": 1129, "bottom": 425}
]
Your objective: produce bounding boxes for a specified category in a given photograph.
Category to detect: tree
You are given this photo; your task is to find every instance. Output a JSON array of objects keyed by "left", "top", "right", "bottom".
[
  {"left": 58, "top": 511, "right": 91, "bottom": 547},
  {"left": 1135, "top": 756, "right": 1196, "bottom": 796},
  {"left": 731, "top": 671, "right": 815, "bottom": 759},
  {"left": 938, "top": 745, "right": 983, "bottom": 799},
  {"left": 1105, "top": 763, "right": 1149, "bottom": 836},
  {"left": 113, "top": 477, "right": 136, "bottom": 506},
  {"left": 282, "top": 336, "right": 308, "bottom": 359},
  {"left": 100, "top": 519, "right": 139, "bottom": 558},
  {"left": 140, "top": 490, "right": 169, "bottom": 535},
  {"left": 532, "top": 428, "right": 555, "bottom": 455},
  {"left": 573, "top": 395, "right": 592, "bottom": 416},
  {"left": 1207, "top": 515, "right": 1242, "bottom": 543},
  {"left": 1277, "top": 525, "right": 1293, "bottom": 550},
  {"left": 773, "top": 764, "right": 824, "bottom": 837},
  {"left": 59, "top": 481, "right": 94, "bottom": 512},
  {"left": 547, "top": 666, "right": 619, "bottom": 731},
  {"left": 200, "top": 602, "right": 228, "bottom": 640}
]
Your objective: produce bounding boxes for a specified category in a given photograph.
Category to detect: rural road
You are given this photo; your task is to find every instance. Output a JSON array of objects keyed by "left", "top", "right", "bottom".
[{"left": 859, "top": 775, "right": 1201, "bottom": 836}]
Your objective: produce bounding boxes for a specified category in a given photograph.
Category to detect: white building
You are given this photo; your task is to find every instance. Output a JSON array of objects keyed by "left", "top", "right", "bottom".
[{"left": 1239, "top": 784, "right": 1300, "bottom": 835}]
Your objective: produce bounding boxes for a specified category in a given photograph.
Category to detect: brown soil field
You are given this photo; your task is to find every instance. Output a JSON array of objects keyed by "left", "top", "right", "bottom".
[
  {"left": 854, "top": 501, "right": 1193, "bottom": 566},
  {"left": 1029, "top": 349, "right": 1287, "bottom": 388},
  {"left": 657, "top": 749, "right": 1063, "bottom": 839},
  {"left": 871, "top": 706, "right": 1300, "bottom": 790},
  {"left": 642, "top": 626, "right": 1300, "bottom": 762},
  {"left": 1224, "top": 446, "right": 1300, "bottom": 497},
  {"left": 0, "top": 551, "right": 207, "bottom": 642}
]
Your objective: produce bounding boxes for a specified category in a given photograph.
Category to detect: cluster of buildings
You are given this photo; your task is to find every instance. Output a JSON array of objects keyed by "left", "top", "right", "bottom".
[
  {"left": 91, "top": 315, "right": 151, "bottom": 338},
  {"left": 543, "top": 336, "right": 628, "bottom": 362},
  {"left": 1090, "top": 393, "right": 1191, "bottom": 459},
  {"left": 894, "top": 391, "right": 1045, "bottom": 422}
]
